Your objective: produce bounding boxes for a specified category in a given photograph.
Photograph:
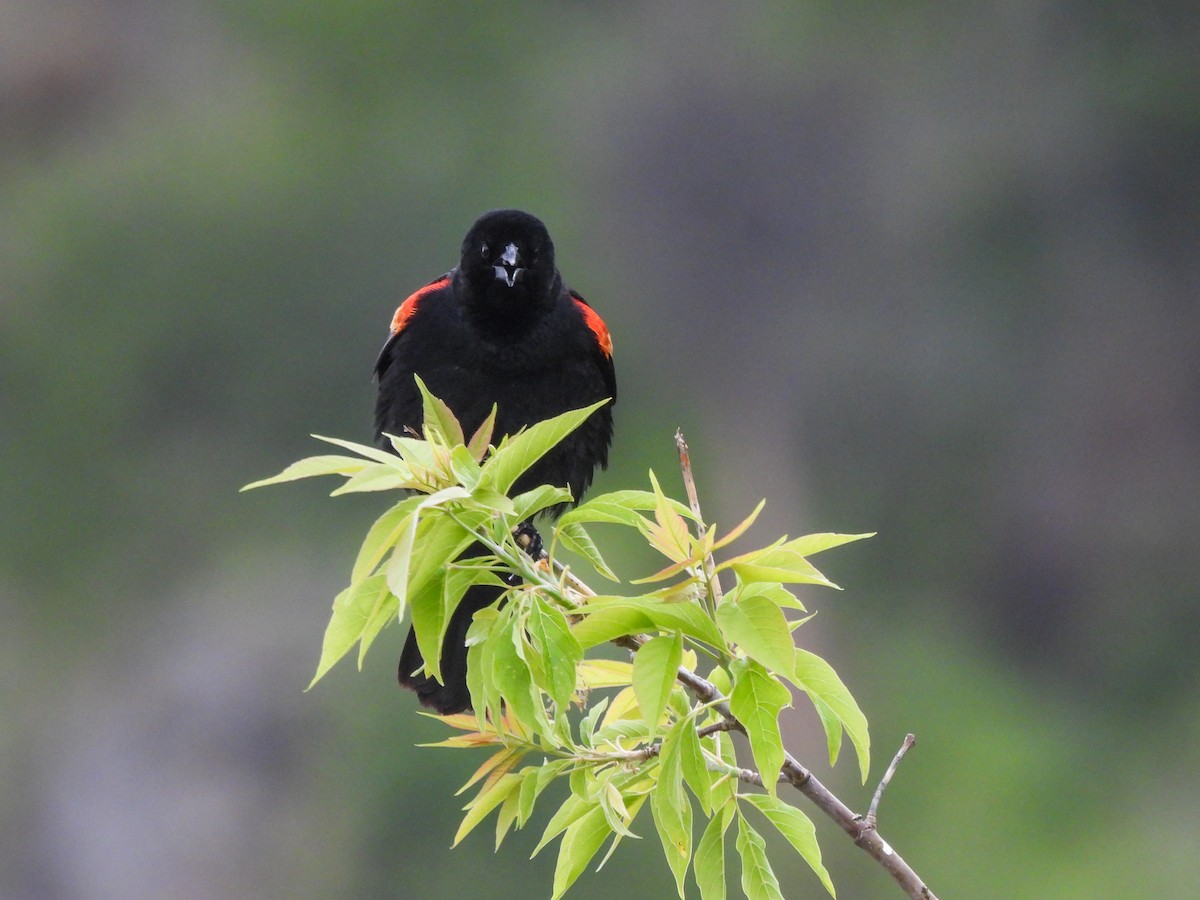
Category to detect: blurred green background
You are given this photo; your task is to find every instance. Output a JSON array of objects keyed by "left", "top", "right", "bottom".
[{"left": 4, "top": 1, "right": 1198, "bottom": 897}]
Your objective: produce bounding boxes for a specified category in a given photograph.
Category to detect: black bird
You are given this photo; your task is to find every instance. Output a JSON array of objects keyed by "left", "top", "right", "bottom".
[{"left": 374, "top": 209, "right": 615, "bottom": 713}]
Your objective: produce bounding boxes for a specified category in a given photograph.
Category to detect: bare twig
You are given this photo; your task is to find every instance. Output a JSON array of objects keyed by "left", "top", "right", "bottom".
[
  {"left": 866, "top": 733, "right": 917, "bottom": 826},
  {"left": 674, "top": 428, "right": 705, "bottom": 523},
  {"left": 675, "top": 429, "right": 726, "bottom": 609}
]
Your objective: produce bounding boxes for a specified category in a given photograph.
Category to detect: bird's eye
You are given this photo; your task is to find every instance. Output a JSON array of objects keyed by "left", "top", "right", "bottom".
[{"left": 480, "top": 243, "right": 489, "bottom": 258}]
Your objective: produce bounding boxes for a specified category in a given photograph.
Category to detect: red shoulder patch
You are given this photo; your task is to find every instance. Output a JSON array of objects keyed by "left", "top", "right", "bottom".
[
  {"left": 571, "top": 292, "right": 613, "bottom": 358},
  {"left": 389, "top": 275, "right": 451, "bottom": 335}
]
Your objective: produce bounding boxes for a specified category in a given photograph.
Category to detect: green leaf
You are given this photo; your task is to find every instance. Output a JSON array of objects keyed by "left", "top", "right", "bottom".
[
  {"left": 719, "top": 532, "right": 874, "bottom": 588},
  {"left": 632, "top": 633, "right": 682, "bottom": 731},
  {"left": 783, "top": 531, "right": 874, "bottom": 557},
  {"left": 523, "top": 759, "right": 573, "bottom": 829},
  {"left": 728, "top": 659, "right": 791, "bottom": 795},
  {"left": 811, "top": 695, "right": 844, "bottom": 770},
  {"left": 453, "top": 772, "right": 521, "bottom": 847},
  {"left": 578, "top": 697, "right": 608, "bottom": 748},
  {"left": 383, "top": 510, "right": 419, "bottom": 605},
  {"left": 716, "top": 592, "right": 798, "bottom": 681},
  {"left": 307, "top": 573, "right": 390, "bottom": 688},
  {"left": 404, "top": 513, "right": 480, "bottom": 605},
  {"left": 478, "top": 399, "right": 609, "bottom": 496},
  {"left": 469, "top": 487, "right": 515, "bottom": 516},
  {"left": 709, "top": 730, "right": 739, "bottom": 808},
  {"left": 465, "top": 608, "right": 502, "bottom": 724},
  {"left": 695, "top": 802, "right": 733, "bottom": 900},
  {"left": 656, "top": 717, "right": 685, "bottom": 810},
  {"left": 491, "top": 616, "right": 543, "bottom": 735},
  {"left": 794, "top": 648, "right": 871, "bottom": 782},
  {"left": 534, "top": 793, "right": 590, "bottom": 858},
  {"left": 551, "top": 805, "right": 611, "bottom": 900},
  {"left": 558, "top": 489, "right": 696, "bottom": 529},
  {"left": 415, "top": 375, "right": 465, "bottom": 446},
  {"left": 710, "top": 498, "right": 765, "bottom": 551},
  {"left": 598, "top": 777, "right": 638, "bottom": 838},
  {"left": 639, "top": 470, "right": 694, "bottom": 565},
  {"left": 595, "top": 792, "right": 647, "bottom": 870},
  {"left": 384, "top": 433, "right": 437, "bottom": 468},
  {"left": 556, "top": 521, "right": 620, "bottom": 582},
  {"left": 241, "top": 454, "right": 371, "bottom": 491},
  {"left": 734, "top": 581, "right": 807, "bottom": 612},
  {"left": 495, "top": 786, "right": 522, "bottom": 850},
  {"left": 650, "top": 782, "right": 693, "bottom": 898},
  {"left": 406, "top": 568, "right": 448, "bottom": 681},
  {"left": 571, "top": 602, "right": 646, "bottom": 649},
  {"left": 355, "top": 584, "right": 399, "bottom": 668},
  {"left": 351, "top": 497, "right": 422, "bottom": 585},
  {"left": 311, "top": 433, "right": 402, "bottom": 465},
  {"left": 517, "top": 766, "right": 541, "bottom": 829},
  {"left": 741, "top": 793, "right": 835, "bottom": 897},
  {"left": 413, "top": 562, "right": 500, "bottom": 682},
  {"left": 526, "top": 598, "right": 583, "bottom": 711},
  {"left": 327, "top": 462, "right": 417, "bottom": 495},
  {"left": 676, "top": 714, "right": 713, "bottom": 814},
  {"left": 449, "top": 444, "right": 483, "bottom": 489},
  {"left": 572, "top": 596, "right": 725, "bottom": 650},
  {"left": 511, "top": 484, "right": 574, "bottom": 522},
  {"left": 736, "top": 814, "right": 784, "bottom": 900},
  {"left": 721, "top": 543, "right": 838, "bottom": 588}
]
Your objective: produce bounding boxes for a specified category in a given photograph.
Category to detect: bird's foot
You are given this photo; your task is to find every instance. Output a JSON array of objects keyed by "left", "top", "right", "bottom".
[{"left": 513, "top": 520, "right": 544, "bottom": 559}]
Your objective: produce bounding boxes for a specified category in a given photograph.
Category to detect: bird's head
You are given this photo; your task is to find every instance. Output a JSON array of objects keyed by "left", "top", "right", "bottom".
[{"left": 458, "top": 209, "right": 558, "bottom": 310}]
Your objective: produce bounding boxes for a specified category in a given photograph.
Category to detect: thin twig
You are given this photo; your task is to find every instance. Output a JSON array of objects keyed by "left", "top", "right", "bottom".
[
  {"left": 675, "top": 429, "right": 725, "bottom": 609},
  {"left": 866, "top": 733, "right": 917, "bottom": 826},
  {"left": 675, "top": 429, "right": 705, "bottom": 523}
]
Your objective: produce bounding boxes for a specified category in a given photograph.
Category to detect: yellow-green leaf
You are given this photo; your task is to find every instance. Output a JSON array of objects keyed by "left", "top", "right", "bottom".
[
  {"left": 240, "top": 454, "right": 371, "bottom": 491},
  {"left": 453, "top": 772, "right": 521, "bottom": 847},
  {"left": 735, "top": 814, "right": 783, "bottom": 900},
  {"left": 716, "top": 592, "right": 797, "bottom": 681},
  {"left": 307, "top": 574, "right": 390, "bottom": 688},
  {"left": 632, "top": 633, "right": 682, "bottom": 731},
  {"left": 710, "top": 498, "right": 766, "bottom": 552},
  {"left": 478, "top": 399, "right": 609, "bottom": 496},
  {"left": 742, "top": 793, "right": 835, "bottom": 897},
  {"left": 794, "top": 648, "right": 871, "bottom": 782},
  {"left": 551, "top": 806, "right": 611, "bottom": 900},
  {"left": 351, "top": 497, "right": 422, "bottom": 585},
  {"left": 695, "top": 802, "right": 734, "bottom": 900},
  {"left": 650, "top": 783, "right": 692, "bottom": 898},
  {"left": 415, "top": 375, "right": 465, "bottom": 446},
  {"left": 728, "top": 659, "right": 791, "bottom": 795}
]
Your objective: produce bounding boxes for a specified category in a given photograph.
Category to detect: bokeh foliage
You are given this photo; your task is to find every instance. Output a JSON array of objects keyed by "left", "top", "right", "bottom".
[{"left": 3, "top": 1, "right": 1198, "bottom": 897}]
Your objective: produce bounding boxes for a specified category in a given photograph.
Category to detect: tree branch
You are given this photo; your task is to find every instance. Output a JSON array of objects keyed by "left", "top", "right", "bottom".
[
  {"left": 535, "top": 444, "right": 938, "bottom": 898},
  {"left": 675, "top": 657, "right": 936, "bottom": 899}
]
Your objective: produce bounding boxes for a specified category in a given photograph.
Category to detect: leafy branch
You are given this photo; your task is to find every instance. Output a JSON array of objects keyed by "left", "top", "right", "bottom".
[{"left": 243, "top": 383, "right": 937, "bottom": 899}]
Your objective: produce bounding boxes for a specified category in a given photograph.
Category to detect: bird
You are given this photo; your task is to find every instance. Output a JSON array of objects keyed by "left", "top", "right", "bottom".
[{"left": 373, "top": 209, "right": 615, "bottom": 714}]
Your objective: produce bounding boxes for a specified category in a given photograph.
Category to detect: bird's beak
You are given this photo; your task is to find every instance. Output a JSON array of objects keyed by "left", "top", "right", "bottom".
[{"left": 494, "top": 242, "right": 524, "bottom": 287}]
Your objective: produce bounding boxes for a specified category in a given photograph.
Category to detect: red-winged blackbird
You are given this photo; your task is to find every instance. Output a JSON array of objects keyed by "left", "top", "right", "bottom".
[{"left": 374, "top": 209, "right": 616, "bottom": 714}]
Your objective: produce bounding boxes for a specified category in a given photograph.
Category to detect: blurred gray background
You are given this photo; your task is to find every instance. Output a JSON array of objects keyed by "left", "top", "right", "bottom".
[{"left": 3, "top": 1, "right": 1197, "bottom": 897}]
